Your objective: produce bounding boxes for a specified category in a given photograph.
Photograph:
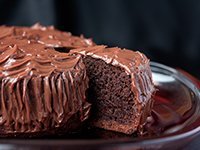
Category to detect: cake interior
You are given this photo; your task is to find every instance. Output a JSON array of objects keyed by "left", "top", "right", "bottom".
[{"left": 84, "top": 56, "right": 137, "bottom": 130}]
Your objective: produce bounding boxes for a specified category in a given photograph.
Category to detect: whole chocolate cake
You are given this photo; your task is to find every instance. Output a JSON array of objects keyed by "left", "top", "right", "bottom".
[
  {"left": 0, "top": 24, "right": 154, "bottom": 136},
  {"left": 71, "top": 46, "right": 155, "bottom": 134},
  {"left": 0, "top": 25, "right": 92, "bottom": 136}
]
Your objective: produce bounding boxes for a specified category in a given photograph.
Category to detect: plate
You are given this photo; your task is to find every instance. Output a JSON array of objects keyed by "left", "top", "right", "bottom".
[{"left": 0, "top": 62, "right": 199, "bottom": 150}]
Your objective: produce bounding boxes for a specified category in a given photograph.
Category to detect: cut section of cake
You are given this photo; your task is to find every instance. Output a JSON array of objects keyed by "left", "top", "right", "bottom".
[{"left": 71, "top": 46, "right": 155, "bottom": 134}]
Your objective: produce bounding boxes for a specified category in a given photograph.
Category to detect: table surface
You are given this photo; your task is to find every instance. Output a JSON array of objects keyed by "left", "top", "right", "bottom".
[{"left": 184, "top": 135, "right": 200, "bottom": 150}]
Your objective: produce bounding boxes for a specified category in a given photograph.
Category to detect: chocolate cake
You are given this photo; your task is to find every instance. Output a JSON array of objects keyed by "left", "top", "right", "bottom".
[
  {"left": 0, "top": 25, "right": 92, "bottom": 136},
  {"left": 71, "top": 46, "right": 155, "bottom": 134},
  {"left": 0, "top": 24, "right": 154, "bottom": 136}
]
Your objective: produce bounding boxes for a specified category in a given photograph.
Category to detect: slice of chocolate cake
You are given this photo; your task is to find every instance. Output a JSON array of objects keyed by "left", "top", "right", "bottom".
[
  {"left": 71, "top": 46, "right": 155, "bottom": 134},
  {"left": 0, "top": 25, "right": 91, "bottom": 137}
]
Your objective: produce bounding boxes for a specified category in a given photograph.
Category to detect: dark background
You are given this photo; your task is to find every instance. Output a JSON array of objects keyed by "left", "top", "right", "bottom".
[{"left": 0, "top": 0, "right": 199, "bottom": 78}]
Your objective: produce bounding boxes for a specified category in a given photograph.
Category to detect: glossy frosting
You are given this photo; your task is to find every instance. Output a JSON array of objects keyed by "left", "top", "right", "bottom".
[
  {"left": 0, "top": 25, "right": 91, "bottom": 134},
  {"left": 0, "top": 24, "right": 94, "bottom": 49},
  {"left": 71, "top": 46, "right": 155, "bottom": 133}
]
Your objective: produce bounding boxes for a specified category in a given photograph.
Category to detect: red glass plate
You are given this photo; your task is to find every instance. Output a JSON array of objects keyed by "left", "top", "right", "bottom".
[{"left": 0, "top": 62, "right": 199, "bottom": 150}]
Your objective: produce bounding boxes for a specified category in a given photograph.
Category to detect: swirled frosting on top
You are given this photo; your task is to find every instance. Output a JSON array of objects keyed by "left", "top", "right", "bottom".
[
  {"left": 0, "top": 24, "right": 94, "bottom": 79},
  {"left": 0, "top": 24, "right": 94, "bottom": 48},
  {"left": 0, "top": 25, "right": 91, "bottom": 135}
]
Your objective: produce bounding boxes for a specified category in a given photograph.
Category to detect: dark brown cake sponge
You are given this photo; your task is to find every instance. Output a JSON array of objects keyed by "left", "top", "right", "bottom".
[{"left": 71, "top": 46, "right": 155, "bottom": 134}]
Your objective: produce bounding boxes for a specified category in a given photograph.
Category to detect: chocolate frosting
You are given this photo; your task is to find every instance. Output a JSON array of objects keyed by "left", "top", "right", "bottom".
[
  {"left": 0, "top": 24, "right": 91, "bottom": 134},
  {"left": 0, "top": 24, "right": 94, "bottom": 49},
  {"left": 71, "top": 46, "right": 155, "bottom": 132}
]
